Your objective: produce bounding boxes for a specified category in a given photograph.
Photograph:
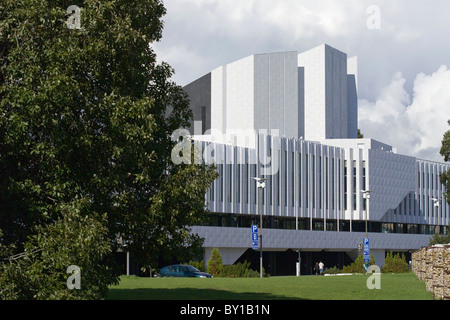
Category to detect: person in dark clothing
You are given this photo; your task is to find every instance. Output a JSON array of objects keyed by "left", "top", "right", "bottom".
[{"left": 313, "top": 262, "right": 319, "bottom": 275}]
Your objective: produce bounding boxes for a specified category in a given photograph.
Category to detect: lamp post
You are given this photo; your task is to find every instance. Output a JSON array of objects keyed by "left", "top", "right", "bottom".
[
  {"left": 431, "top": 198, "right": 440, "bottom": 234},
  {"left": 253, "top": 177, "right": 267, "bottom": 278},
  {"left": 361, "top": 190, "right": 371, "bottom": 239}
]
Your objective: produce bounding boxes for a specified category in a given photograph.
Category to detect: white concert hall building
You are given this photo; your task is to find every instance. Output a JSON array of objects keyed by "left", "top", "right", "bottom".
[{"left": 182, "top": 44, "right": 449, "bottom": 275}]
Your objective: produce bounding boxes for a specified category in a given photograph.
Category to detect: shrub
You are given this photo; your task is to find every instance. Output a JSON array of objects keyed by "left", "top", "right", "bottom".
[
  {"left": 342, "top": 255, "right": 376, "bottom": 273},
  {"left": 323, "top": 266, "right": 342, "bottom": 275},
  {"left": 207, "top": 248, "right": 223, "bottom": 276},
  {"left": 381, "top": 252, "right": 409, "bottom": 273},
  {"left": 206, "top": 249, "right": 268, "bottom": 278},
  {"left": 219, "top": 261, "right": 265, "bottom": 278}
]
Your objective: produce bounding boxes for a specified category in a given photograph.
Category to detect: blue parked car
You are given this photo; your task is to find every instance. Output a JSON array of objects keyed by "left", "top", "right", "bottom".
[{"left": 159, "top": 265, "right": 213, "bottom": 278}]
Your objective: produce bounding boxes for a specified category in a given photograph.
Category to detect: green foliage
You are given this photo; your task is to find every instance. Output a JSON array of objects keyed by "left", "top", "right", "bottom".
[
  {"left": 428, "top": 226, "right": 450, "bottom": 246},
  {"left": 206, "top": 249, "right": 264, "bottom": 278},
  {"left": 219, "top": 261, "right": 263, "bottom": 278},
  {"left": 381, "top": 252, "right": 409, "bottom": 273},
  {"left": 323, "top": 266, "right": 343, "bottom": 275},
  {"left": 0, "top": 200, "right": 118, "bottom": 300},
  {"left": 0, "top": 0, "right": 217, "bottom": 299},
  {"left": 207, "top": 248, "right": 222, "bottom": 277},
  {"left": 357, "top": 129, "right": 364, "bottom": 139},
  {"left": 440, "top": 120, "right": 450, "bottom": 204},
  {"left": 342, "top": 255, "right": 375, "bottom": 273}
]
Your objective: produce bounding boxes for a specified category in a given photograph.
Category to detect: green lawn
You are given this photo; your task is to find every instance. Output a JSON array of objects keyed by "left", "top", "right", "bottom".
[{"left": 107, "top": 272, "right": 433, "bottom": 300}]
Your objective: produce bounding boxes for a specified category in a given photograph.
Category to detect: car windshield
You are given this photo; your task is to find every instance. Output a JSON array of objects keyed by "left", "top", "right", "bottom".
[{"left": 184, "top": 266, "right": 200, "bottom": 272}]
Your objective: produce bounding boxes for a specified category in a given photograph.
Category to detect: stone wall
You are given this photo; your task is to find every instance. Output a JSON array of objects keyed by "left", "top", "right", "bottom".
[{"left": 412, "top": 245, "right": 450, "bottom": 300}]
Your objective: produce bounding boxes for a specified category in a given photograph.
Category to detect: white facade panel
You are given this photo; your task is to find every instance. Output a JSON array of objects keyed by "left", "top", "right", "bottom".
[
  {"left": 299, "top": 45, "right": 326, "bottom": 141},
  {"left": 211, "top": 66, "right": 226, "bottom": 134},
  {"left": 185, "top": 44, "right": 450, "bottom": 263},
  {"left": 226, "top": 55, "right": 254, "bottom": 133}
]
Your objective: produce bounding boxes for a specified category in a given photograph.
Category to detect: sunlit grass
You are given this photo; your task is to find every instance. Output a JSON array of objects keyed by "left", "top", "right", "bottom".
[{"left": 107, "top": 272, "right": 433, "bottom": 300}]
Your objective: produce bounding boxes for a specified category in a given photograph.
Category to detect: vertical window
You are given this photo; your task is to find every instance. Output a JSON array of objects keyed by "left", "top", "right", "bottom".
[
  {"left": 325, "top": 157, "right": 329, "bottom": 210},
  {"left": 305, "top": 155, "right": 309, "bottom": 208},
  {"left": 363, "top": 161, "right": 366, "bottom": 211},
  {"left": 268, "top": 174, "right": 272, "bottom": 206},
  {"left": 331, "top": 158, "right": 334, "bottom": 210},
  {"left": 292, "top": 152, "right": 295, "bottom": 207},
  {"left": 227, "top": 164, "right": 232, "bottom": 203},
  {"left": 312, "top": 155, "right": 315, "bottom": 209},
  {"left": 353, "top": 160, "right": 357, "bottom": 211},
  {"left": 236, "top": 164, "right": 240, "bottom": 203},
  {"left": 253, "top": 164, "right": 257, "bottom": 205},
  {"left": 244, "top": 163, "right": 249, "bottom": 204},
  {"left": 318, "top": 156, "right": 322, "bottom": 209},
  {"left": 344, "top": 160, "right": 348, "bottom": 210},
  {"left": 298, "top": 153, "right": 302, "bottom": 207},
  {"left": 201, "top": 106, "right": 206, "bottom": 134},
  {"left": 284, "top": 150, "right": 288, "bottom": 206},
  {"left": 276, "top": 151, "right": 280, "bottom": 206},
  {"left": 418, "top": 171, "right": 420, "bottom": 188},
  {"left": 210, "top": 180, "right": 214, "bottom": 201},
  {"left": 338, "top": 159, "right": 341, "bottom": 210},
  {"left": 219, "top": 164, "right": 223, "bottom": 202}
]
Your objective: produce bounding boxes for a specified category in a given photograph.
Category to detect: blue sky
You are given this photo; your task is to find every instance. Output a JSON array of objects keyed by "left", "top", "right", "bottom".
[{"left": 154, "top": 0, "right": 450, "bottom": 162}]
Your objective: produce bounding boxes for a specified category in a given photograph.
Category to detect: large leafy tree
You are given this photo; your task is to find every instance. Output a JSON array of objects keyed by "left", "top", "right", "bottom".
[
  {"left": 440, "top": 120, "right": 450, "bottom": 205},
  {"left": 0, "top": 0, "right": 216, "bottom": 299}
]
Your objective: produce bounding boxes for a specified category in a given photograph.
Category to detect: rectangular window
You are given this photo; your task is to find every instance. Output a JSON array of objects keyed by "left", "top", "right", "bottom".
[
  {"left": 210, "top": 181, "right": 214, "bottom": 201},
  {"left": 268, "top": 174, "right": 272, "bottom": 206},
  {"left": 305, "top": 155, "right": 309, "bottom": 208},
  {"left": 325, "top": 157, "right": 329, "bottom": 210},
  {"left": 277, "top": 151, "right": 280, "bottom": 206},
  {"left": 338, "top": 159, "right": 341, "bottom": 210},
  {"left": 252, "top": 164, "right": 257, "bottom": 205},
  {"left": 331, "top": 158, "right": 335, "bottom": 210},
  {"left": 219, "top": 164, "right": 223, "bottom": 202},
  {"left": 201, "top": 106, "right": 206, "bottom": 134},
  {"left": 318, "top": 156, "right": 322, "bottom": 209},
  {"left": 298, "top": 153, "right": 302, "bottom": 207},
  {"left": 284, "top": 150, "right": 288, "bottom": 206},
  {"left": 312, "top": 155, "right": 315, "bottom": 209},
  {"left": 244, "top": 163, "right": 249, "bottom": 204},
  {"left": 363, "top": 161, "right": 366, "bottom": 211},
  {"left": 353, "top": 160, "right": 357, "bottom": 211},
  {"left": 292, "top": 152, "right": 295, "bottom": 207},
  {"left": 227, "top": 164, "right": 232, "bottom": 202},
  {"left": 236, "top": 164, "right": 240, "bottom": 203},
  {"left": 344, "top": 160, "right": 347, "bottom": 210}
]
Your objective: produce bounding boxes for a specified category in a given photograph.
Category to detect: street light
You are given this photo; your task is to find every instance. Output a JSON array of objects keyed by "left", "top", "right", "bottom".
[
  {"left": 252, "top": 177, "right": 267, "bottom": 278},
  {"left": 431, "top": 198, "right": 440, "bottom": 234},
  {"left": 361, "top": 190, "right": 371, "bottom": 239}
]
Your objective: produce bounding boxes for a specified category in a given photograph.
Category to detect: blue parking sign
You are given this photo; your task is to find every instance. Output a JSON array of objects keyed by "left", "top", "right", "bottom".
[
  {"left": 251, "top": 225, "right": 259, "bottom": 249},
  {"left": 363, "top": 238, "right": 370, "bottom": 263}
]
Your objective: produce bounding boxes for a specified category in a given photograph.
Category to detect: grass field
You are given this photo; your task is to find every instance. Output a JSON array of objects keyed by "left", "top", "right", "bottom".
[{"left": 107, "top": 272, "right": 433, "bottom": 300}]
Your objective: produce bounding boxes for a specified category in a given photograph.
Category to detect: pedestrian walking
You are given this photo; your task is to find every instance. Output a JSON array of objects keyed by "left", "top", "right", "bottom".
[
  {"left": 319, "top": 261, "right": 324, "bottom": 275},
  {"left": 314, "top": 262, "right": 319, "bottom": 275}
]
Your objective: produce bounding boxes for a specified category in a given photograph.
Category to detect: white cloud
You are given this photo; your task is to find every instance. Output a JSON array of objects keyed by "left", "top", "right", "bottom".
[
  {"left": 359, "top": 66, "right": 450, "bottom": 162},
  {"left": 154, "top": 0, "right": 450, "bottom": 162}
]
